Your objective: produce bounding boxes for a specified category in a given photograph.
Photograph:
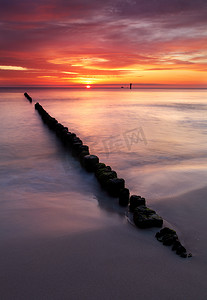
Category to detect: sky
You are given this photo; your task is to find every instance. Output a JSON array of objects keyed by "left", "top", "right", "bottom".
[{"left": 0, "top": 0, "right": 207, "bottom": 88}]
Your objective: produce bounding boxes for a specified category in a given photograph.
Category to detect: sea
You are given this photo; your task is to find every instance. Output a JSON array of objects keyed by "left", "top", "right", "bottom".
[
  {"left": 0, "top": 87, "right": 206, "bottom": 232},
  {"left": 1, "top": 88, "right": 207, "bottom": 299}
]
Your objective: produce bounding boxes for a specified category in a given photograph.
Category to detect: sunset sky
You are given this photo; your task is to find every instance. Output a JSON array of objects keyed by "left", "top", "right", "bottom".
[{"left": 0, "top": 0, "right": 207, "bottom": 87}]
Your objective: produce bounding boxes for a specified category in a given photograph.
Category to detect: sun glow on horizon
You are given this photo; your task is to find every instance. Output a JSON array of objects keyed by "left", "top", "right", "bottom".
[{"left": 86, "top": 85, "right": 91, "bottom": 89}]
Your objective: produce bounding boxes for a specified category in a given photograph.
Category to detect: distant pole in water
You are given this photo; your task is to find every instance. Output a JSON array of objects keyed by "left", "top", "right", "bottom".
[{"left": 130, "top": 83, "right": 132, "bottom": 89}]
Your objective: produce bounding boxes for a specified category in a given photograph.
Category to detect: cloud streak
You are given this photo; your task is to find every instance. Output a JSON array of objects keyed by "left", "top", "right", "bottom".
[{"left": 0, "top": 65, "right": 30, "bottom": 70}]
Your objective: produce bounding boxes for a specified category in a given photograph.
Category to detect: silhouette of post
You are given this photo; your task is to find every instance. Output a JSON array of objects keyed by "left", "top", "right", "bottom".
[{"left": 130, "top": 83, "right": 132, "bottom": 89}]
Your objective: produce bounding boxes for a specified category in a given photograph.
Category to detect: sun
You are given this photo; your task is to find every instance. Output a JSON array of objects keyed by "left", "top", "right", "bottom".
[{"left": 86, "top": 85, "right": 91, "bottom": 89}]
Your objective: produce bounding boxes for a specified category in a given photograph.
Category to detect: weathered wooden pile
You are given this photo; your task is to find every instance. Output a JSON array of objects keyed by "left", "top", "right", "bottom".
[
  {"left": 34, "top": 99, "right": 191, "bottom": 258},
  {"left": 156, "top": 228, "right": 192, "bottom": 258},
  {"left": 24, "top": 92, "right": 32, "bottom": 103}
]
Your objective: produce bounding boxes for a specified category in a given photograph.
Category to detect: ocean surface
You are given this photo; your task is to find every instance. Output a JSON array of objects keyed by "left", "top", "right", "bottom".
[
  {"left": 1, "top": 88, "right": 207, "bottom": 224},
  {"left": 33, "top": 88, "right": 207, "bottom": 199},
  {"left": 1, "top": 88, "right": 207, "bottom": 299}
]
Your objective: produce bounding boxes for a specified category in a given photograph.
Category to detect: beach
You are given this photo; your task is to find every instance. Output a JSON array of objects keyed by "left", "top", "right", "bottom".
[{"left": 1, "top": 88, "right": 207, "bottom": 299}]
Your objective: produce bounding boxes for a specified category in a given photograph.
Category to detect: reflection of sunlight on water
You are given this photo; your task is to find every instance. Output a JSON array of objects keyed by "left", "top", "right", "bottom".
[
  {"left": 29, "top": 88, "right": 207, "bottom": 200},
  {"left": 1, "top": 88, "right": 207, "bottom": 235}
]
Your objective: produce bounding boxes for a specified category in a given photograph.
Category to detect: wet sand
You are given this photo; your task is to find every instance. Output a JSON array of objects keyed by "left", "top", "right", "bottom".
[{"left": 1, "top": 186, "right": 207, "bottom": 300}]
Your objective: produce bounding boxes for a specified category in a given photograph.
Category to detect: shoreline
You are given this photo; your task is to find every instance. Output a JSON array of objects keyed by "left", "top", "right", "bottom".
[{"left": 1, "top": 187, "right": 207, "bottom": 299}]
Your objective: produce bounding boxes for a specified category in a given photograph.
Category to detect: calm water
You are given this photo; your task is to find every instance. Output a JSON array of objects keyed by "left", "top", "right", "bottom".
[
  {"left": 28, "top": 88, "right": 207, "bottom": 196},
  {"left": 0, "top": 88, "right": 207, "bottom": 238}
]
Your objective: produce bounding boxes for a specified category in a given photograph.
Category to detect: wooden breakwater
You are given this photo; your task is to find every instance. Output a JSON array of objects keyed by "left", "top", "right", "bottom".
[{"left": 34, "top": 99, "right": 191, "bottom": 258}]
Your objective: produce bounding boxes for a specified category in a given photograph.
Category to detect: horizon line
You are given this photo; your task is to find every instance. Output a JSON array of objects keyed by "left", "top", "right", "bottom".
[{"left": 0, "top": 84, "right": 207, "bottom": 90}]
